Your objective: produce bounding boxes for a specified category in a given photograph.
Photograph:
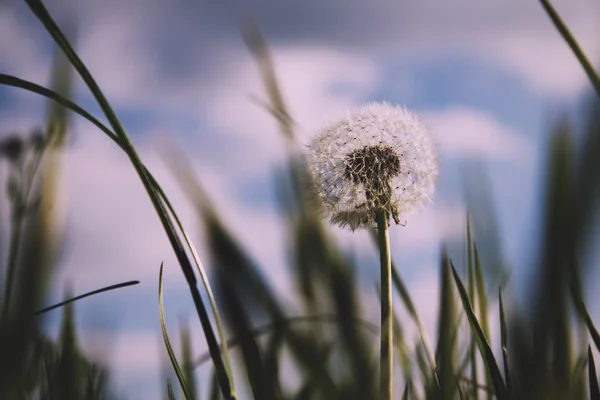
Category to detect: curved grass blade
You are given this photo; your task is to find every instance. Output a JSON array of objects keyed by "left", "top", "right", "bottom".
[
  {"left": 498, "top": 288, "right": 511, "bottom": 393},
  {"left": 540, "top": 0, "right": 600, "bottom": 98},
  {"left": 21, "top": 2, "right": 236, "bottom": 397},
  {"left": 570, "top": 285, "right": 600, "bottom": 352},
  {"left": 450, "top": 262, "right": 508, "bottom": 400},
  {"left": 34, "top": 280, "right": 139, "bottom": 315},
  {"left": 159, "top": 263, "right": 193, "bottom": 400},
  {"left": 590, "top": 346, "right": 600, "bottom": 400}
]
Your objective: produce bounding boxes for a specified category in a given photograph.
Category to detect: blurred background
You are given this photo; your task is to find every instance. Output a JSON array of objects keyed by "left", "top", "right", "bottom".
[{"left": 1, "top": 0, "right": 600, "bottom": 398}]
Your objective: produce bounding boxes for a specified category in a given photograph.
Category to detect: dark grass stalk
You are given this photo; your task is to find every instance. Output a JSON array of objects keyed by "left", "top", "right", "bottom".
[
  {"left": 466, "top": 217, "right": 478, "bottom": 400},
  {"left": 436, "top": 249, "right": 458, "bottom": 400},
  {"left": 180, "top": 321, "right": 197, "bottom": 400},
  {"left": 21, "top": 2, "right": 235, "bottom": 397},
  {"left": 2, "top": 208, "right": 27, "bottom": 322},
  {"left": 376, "top": 211, "right": 393, "bottom": 400},
  {"left": 590, "top": 346, "right": 600, "bottom": 400},
  {"left": 540, "top": 0, "right": 600, "bottom": 98},
  {"left": 474, "top": 245, "right": 493, "bottom": 400},
  {"left": 498, "top": 288, "right": 511, "bottom": 394},
  {"left": 167, "top": 379, "right": 177, "bottom": 400},
  {"left": 570, "top": 284, "right": 600, "bottom": 352},
  {"left": 34, "top": 280, "right": 139, "bottom": 315},
  {"left": 451, "top": 262, "right": 508, "bottom": 400},
  {"left": 1, "top": 129, "right": 49, "bottom": 323}
]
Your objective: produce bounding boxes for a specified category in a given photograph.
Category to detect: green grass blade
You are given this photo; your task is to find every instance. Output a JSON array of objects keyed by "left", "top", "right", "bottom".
[
  {"left": 498, "top": 288, "right": 511, "bottom": 393},
  {"left": 436, "top": 248, "right": 458, "bottom": 400},
  {"left": 475, "top": 244, "right": 493, "bottom": 400},
  {"left": 466, "top": 216, "right": 478, "bottom": 400},
  {"left": 450, "top": 261, "right": 508, "bottom": 400},
  {"left": 217, "top": 274, "right": 278, "bottom": 400},
  {"left": 569, "top": 352, "right": 588, "bottom": 400},
  {"left": 242, "top": 19, "right": 295, "bottom": 143},
  {"left": 401, "top": 380, "right": 411, "bottom": 400},
  {"left": 474, "top": 245, "right": 490, "bottom": 337},
  {"left": 34, "top": 280, "right": 139, "bottom": 316},
  {"left": 167, "top": 378, "right": 177, "bottom": 400},
  {"left": 589, "top": 346, "right": 600, "bottom": 400},
  {"left": 540, "top": 0, "right": 600, "bottom": 98},
  {"left": 570, "top": 285, "right": 600, "bottom": 352},
  {"left": 210, "top": 370, "right": 222, "bottom": 400},
  {"left": 180, "top": 321, "right": 197, "bottom": 400},
  {"left": 159, "top": 263, "right": 193, "bottom": 400}
]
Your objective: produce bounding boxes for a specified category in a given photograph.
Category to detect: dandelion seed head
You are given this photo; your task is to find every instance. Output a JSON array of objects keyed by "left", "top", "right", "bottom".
[{"left": 305, "top": 102, "right": 438, "bottom": 230}]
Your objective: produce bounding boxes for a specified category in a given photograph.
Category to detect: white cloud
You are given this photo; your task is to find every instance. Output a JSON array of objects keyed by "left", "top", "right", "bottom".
[
  {"left": 425, "top": 108, "right": 532, "bottom": 162},
  {"left": 411, "top": 0, "right": 600, "bottom": 98}
]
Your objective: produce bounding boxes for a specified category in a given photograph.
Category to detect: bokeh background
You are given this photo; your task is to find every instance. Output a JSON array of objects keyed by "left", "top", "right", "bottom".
[{"left": 1, "top": 0, "right": 600, "bottom": 398}]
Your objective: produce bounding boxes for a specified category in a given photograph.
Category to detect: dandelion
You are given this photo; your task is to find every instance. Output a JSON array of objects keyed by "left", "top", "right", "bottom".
[
  {"left": 305, "top": 102, "right": 438, "bottom": 400},
  {"left": 305, "top": 102, "right": 438, "bottom": 231}
]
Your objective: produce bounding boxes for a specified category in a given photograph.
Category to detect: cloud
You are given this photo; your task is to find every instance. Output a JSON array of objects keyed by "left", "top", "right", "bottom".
[
  {"left": 425, "top": 107, "right": 532, "bottom": 162},
  {"left": 4, "top": 0, "right": 599, "bottom": 107},
  {"left": 51, "top": 122, "right": 291, "bottom": 296},
  {"left": 199, "top": 45, "right": 377, "bottom": 178}
]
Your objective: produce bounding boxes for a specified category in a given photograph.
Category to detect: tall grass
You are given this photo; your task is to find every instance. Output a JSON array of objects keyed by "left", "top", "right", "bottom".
[{"left": 0, "top": 0, "right": 599, "bottom": 399}]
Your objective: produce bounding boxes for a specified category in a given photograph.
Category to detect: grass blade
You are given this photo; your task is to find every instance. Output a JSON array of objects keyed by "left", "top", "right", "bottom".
[
  {"left": 159, "top": 263, "right": 193, "bottom": 400},
  {"left": 34, "top": 280, "right": 139, "bottom": 316},
  {"left": 180, "top": 321, "right": 197, "bottom": 400},
  {"left": 498, "top": 288, "right": 511, "bottom": 393},
  {"left": 242, "top": 19, "right": 295, "bottom": 143},
  {"left": 475, "top": 244, "right": 493, "bottom": 400},
  {"left": 589, "top": 346, "right": 600, "bottom": 400},
  {"left": 436, "top": 248, "right": 458, "bottom": 400},
  {"left": 167, "top": 378, "right": 177, "bottom": 400},
  {"left": 466, "top": 216, "right": 478, "bottom": 400},
  {"left": 450, "top": 261, "right": 508, "bottom": 399},
  {"left": 540, "top": 0, "right": 600, "bottom": 98},
  {"left": 571, "top": 285, "right": 600, "bottom": 352}
]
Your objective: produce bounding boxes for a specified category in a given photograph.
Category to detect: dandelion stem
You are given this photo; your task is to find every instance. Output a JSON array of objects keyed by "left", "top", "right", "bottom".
[{"left": 377, "top": 210, "right": 393, "bottom": 400}]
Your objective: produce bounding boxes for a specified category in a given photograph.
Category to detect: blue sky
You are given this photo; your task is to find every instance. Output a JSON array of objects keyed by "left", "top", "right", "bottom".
[{"left": 1, "top": 0, "right": 600, "bottom": 398}]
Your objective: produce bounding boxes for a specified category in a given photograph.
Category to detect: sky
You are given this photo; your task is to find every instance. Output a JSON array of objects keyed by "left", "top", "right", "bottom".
[{"left": 1, "top": 0, "right": 600, "bottom": 398}]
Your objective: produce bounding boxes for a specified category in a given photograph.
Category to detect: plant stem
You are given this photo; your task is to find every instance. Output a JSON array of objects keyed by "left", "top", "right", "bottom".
[{"left": 377, "top": 210, "right": 393, "bottom": 400}]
